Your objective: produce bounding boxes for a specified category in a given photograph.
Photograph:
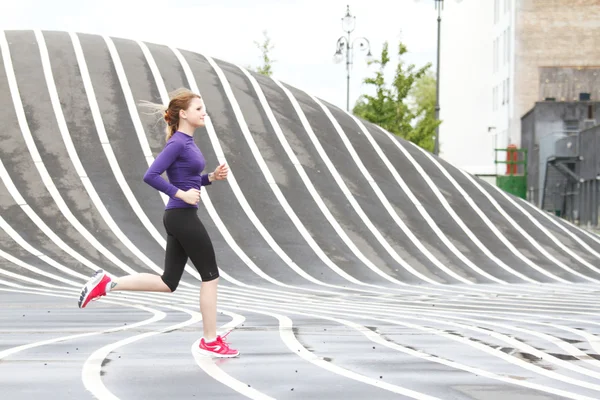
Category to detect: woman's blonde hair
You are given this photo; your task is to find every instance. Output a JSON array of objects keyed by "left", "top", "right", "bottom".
[{"left": 140, "top": 88, "right": 202, "bottom": 141}]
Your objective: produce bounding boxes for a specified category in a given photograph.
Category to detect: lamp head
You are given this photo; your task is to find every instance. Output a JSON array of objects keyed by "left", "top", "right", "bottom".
[{"left": 342, "top": 5, "right": 356, "bottom": 32}]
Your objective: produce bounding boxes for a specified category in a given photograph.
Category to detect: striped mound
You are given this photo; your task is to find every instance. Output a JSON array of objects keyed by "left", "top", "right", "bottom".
[{"left": 1, "top": 30, "right": 600, "bottom": 399}]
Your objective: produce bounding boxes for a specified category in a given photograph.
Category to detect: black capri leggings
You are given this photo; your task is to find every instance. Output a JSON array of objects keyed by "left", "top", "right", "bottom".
[{"left": 161, "top": 208, "right": 219, "bottom": 291}]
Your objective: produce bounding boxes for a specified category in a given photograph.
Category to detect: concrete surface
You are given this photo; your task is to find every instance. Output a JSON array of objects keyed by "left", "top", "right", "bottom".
[{"left": 2, "top": 29, "right": 600, "bottom": 399}]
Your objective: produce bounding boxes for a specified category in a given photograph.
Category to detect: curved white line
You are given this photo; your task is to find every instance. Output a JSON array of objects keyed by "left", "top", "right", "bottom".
[
  {"left": 0, "top": 249, "right": 80, "bottom": 287},
  {"left": 0, "top": 266, "right": 64, "bottom": 288},
  {"left": 507, "top": 182, "right": 600, "bottom": 256},
  {"left": 35, "top": 30, "right": 183, "bottom": 280},
  {"left": 394, "top": 314, "right": 600, "bottom": 392},
  {"left": 218, "top": 294, "right": 600, "bottom": 394},
  {"left": 0, "top": 32, "right": 134, "bottom": 276},
  {"left": 199, "top": 61, "right": 531, "bottom": 299},
  {"left": 348, "top": 118, "right": 564, "bottom": 283},
  {"left": 263, "top": 78, "right": 413, "bottom": 286},
  {"left": 0, "top": 198, "right": 506, "bottom": 314},
  {"left": 303, "top": 96, "right": 459, "bottom": 284},
  {"left": 406, "top": 139, "right": 595, "bottom": 282},
  {"left": 485, "top": 180, "right": 600, "bottom": 276},
  {"left": 205, "top": 56, "right": 370, "bottom": 288},
  {"left": 130, "top": 42, "right": 168, "bottom": 175},
  {"left": 86, "top": 280, "right": 600, "bottom": 393},
  {"left": 135, "top": 45, "right": 286, "bottom": 289},
  {"left": 104, "top": 284, "right": 600, "bottom": 396},
  {"left": 355, "top": 323, "right": 595, "bottom": 400},
  {"left": 7, "top": 272, "right": 600, "bottom": 396},
  {"left": 550, "top": 215, "right": 600, "bottom": 251},
  {"left": 0, "top": 292, "right": 164, "bottom": 361},
  {"left": 166, "top": 46, "right": 366, "bottom": 295},
  {"left": 134, "top": 40, "right": 245, "bottom": 287},
  {"left": 0, "top": 279, "right": 30, "bottom": 289},
  {"left": 190, "top": 311, "right": 275, "bottom": 400},
  {"left": 421, "top": 311, "right": 600, "bottom": 381},
  {"left": 221, "top": 305, "right": 440, "bottom": 399},
  {"left": 82, "top": 305, "right": 200, "bottom": 399},
  {"left": 101, "top": 35, "right": 218, "bottom": 285},
  {"left": 227, "top": 304, "right": 596, "bottom": 400},
  {"left": 212, "top": 285, "right": 600, "bottom": 324},
  {"left": 6, "top": 282, "right": 277, "bottom": 400},
  {"left": 430, "top": 309, "right": 600, "bottom": 370},
  {"left": 327, "top": 121, "right": 518, "bottom": 284},
  {"left": 0, "top": 281, "right": 176, "bottom": 308},
  {"left": 241, "top": 76, "right": 593, "bottom": 297},
  {"left": 0, "top": 215, "right": 88, "bottom": 280},
  {"left": 340, "top": 315, "right": 596, "bottom": 400},
  {"left": 232, "top": 63, "right": 490, "bottom": 294}
]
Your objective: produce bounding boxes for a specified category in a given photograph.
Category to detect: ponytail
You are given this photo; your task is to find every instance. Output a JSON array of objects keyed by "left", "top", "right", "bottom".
[{"left": 163, "top": 109, "right": 178, "bottom": 141}]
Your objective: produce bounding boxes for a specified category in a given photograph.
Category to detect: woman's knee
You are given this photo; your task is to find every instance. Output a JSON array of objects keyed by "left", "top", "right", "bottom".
[
  {"left": 201, "top": 268, "right": 219, "bottom": 282},
  {"left": 161, "top": 275, "right": 179, "bottom": 292}
]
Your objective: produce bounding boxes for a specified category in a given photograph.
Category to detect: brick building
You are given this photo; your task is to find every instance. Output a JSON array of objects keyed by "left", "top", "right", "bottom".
[{"left": 438, "top": 0, "right": 600, "bottom": 176}]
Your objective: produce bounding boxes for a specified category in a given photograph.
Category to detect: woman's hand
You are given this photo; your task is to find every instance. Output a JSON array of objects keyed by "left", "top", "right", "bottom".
[
  {"left": 211, "top": 163, "right": 229, "bottom": 181},
  {"left": 175, "top": 188, "right": 201, "bottom": 205}
]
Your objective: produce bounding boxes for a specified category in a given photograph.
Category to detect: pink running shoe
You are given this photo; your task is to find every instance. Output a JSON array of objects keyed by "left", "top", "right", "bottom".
[
  {"left": 78, "top": 269, "right": 111, "bottom": 309},
  {"left": 197, "top": 332, "right": 239, "bottom": 358}
]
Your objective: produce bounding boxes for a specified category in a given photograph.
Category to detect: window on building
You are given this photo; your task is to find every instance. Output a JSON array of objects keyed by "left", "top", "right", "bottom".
[
  {"left": 505, "top": 28, "right": 510, "bottom": 64},
  {"left": 564, "top": 119, "right": 579, "bottom": 132},
  {"left": 496, "top": 86, "right": 498, "bottom": 110},
  {"left": 507, "top": 26, "right": 511, "bottom": 64},
  {"left": 498, "top": 37, "right": 500, "bottom": 71},
  {"left": 493, "top": 86, "right": 498, "bottom": 111},
  {"left": 494, "top": 0, "right": 499, "bottom": 23},
  {"left": 502, "top": 33, "right": 505, "bottom": 67},
  {"left": 495, "top": 37, "right": 499, "bottom": 72},
  {"left": 502, "top": 30, "right": 505, "bottom": 65},
  {"left": 493, "top": 39, "right": 497, "bottom": 73}
]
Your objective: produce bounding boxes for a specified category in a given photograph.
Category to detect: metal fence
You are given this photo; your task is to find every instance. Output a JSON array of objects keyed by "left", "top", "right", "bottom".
[
  {"left": 527, "top": 131, "right": 578, "bottom": 208},
  {"left": 533, "top": 125, "right": 600, "bottom": 227},
  {"left": 577, "top": 126, "right": 600, "bottom": 227}
]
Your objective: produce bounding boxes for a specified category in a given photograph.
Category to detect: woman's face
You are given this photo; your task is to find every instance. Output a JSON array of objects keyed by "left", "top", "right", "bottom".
[{"left": 183, "top": 97, "right": 207, "bottom": 128}]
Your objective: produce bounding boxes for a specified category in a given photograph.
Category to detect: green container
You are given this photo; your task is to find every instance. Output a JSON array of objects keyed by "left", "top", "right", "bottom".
[{"left": 496, "top": 175, "right": 527, "bottom": 199}]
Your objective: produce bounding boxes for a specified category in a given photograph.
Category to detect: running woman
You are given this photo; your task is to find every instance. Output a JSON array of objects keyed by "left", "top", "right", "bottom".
[{"left": 77, "top": 88, "right": 238, "bottom": 358}]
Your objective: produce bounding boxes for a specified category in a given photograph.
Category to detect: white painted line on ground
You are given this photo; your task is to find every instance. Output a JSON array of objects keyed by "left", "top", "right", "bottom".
[
  {"left": 82, "top": 305, "right": 199, "bottom": 399},
  {"left": 222, "top": 304, "right": 441, "bottom": 399}
]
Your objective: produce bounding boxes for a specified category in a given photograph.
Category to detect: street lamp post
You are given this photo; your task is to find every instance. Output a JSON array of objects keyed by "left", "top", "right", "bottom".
[
  {"left": 433, "top": 0, "right": 443, "bottom": 156},
  {"left": 333, "top": 5, "right": 373, "bottom": 112}
]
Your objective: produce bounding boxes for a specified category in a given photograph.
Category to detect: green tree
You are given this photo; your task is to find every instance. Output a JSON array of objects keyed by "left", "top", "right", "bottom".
[
  {"left": 253, "top": 30, "right": 275, "bottom": 77},
  {"left": 407, "top": 69, "right": 441, "bottom": 152},
  {"left": 353, "top": 43, "right": 396, "bottom": 128},
  {"left": 353, "top": 41, "right": 439, "bottom": 152}
]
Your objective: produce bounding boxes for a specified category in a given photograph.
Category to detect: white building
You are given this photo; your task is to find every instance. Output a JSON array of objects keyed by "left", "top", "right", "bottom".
[
  {"left": 438, "top": 0, "right": 600, "bottom": 177},
  {"left": 437, "top": 0, "right": 515, "bottom": 177}
]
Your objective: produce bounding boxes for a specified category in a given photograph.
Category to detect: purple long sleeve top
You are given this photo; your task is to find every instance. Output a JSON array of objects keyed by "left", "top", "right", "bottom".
[{"left": 143, "top": 131, "right": 211, "bottom": 209}]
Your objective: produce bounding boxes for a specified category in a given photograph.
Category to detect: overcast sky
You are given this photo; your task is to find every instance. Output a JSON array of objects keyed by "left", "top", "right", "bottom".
[{"left": 2, "top": 0, "right": 441, "bottom": 111}]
